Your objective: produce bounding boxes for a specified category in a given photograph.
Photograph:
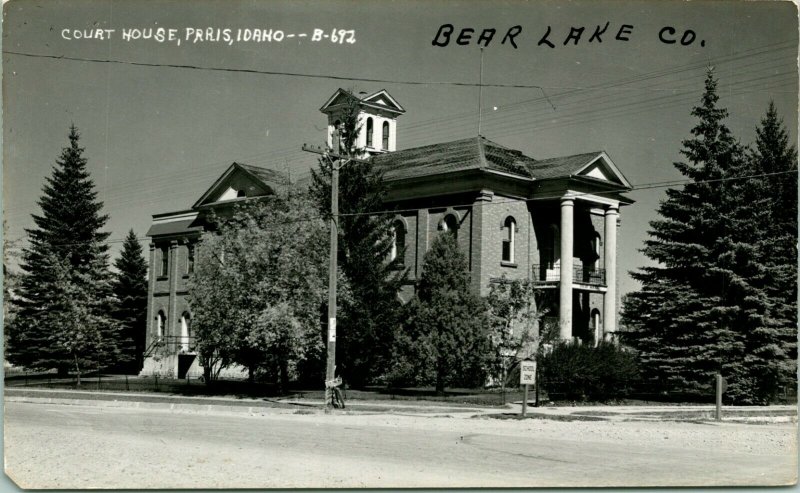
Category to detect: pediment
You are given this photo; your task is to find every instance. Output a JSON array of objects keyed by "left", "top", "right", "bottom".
[
  {"left": 362, "top": 90, "right": 405, "bottom": 113},
  {"left": 192, "top": 163, "right": 278, "bottom": 209},
  {"left": 575, "top": 153, "right": 631, "bottom": 187},
  {"left": 320, "top": 88, "right": 404, "bottom": 115}
]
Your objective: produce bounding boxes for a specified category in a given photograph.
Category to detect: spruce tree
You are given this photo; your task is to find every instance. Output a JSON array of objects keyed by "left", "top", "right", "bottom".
[
  {"left": 309, "top": 91, "right": 406, "bottom": 386},
  {"left": 111, "top": 230, "right": 148, "bottom": 373},
  {"left": 621, "top": 70, "right": 751, "bottom": 399},
  {"left": 741, "top": 102, "right": 798, "bottom": 398},
  {"left": 391, "top": 233, "right": 489, "bottom": 393},
  {"left": 7, "top": 125, "right": 119, "bottom": 374}
]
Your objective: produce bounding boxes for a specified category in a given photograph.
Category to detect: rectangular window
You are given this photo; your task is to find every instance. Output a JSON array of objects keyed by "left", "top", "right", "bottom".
[
  {"left": 186, "top": 245, "right": 195, "bottom": 275},
  {"left": 160, "top": 246, "right": 169, "bottom": 277},
  {"left": 502, "top": 240, "right": 512, "bottom": 263}
]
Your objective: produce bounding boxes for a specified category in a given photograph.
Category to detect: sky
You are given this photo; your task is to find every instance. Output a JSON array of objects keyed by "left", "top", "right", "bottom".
[{"left": 3, "top": 0, "right": 798, "bottom": 298}]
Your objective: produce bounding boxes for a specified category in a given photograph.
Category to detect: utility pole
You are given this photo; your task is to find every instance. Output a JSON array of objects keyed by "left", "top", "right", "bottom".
[{"left": 301, "top": 141, "right": 370, "bottom": 409}]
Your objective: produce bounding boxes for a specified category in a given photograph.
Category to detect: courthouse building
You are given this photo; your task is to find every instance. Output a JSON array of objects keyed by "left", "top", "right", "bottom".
[{"left": 141, "top": 89, "right": 633, "bottom": 377}]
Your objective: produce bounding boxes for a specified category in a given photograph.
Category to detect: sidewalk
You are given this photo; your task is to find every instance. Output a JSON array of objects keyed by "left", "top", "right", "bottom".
[
  {"left": 504, "top": 401, "right": 798, "bottom": 423},
  {"left": 5, "top": 387, "right": 796, "bottom": 422},
  {"left": 4, "top": 387, "right": 500, "bottom": 417}
]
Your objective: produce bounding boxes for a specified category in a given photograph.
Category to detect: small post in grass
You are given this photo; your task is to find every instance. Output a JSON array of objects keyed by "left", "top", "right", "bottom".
[
  {"left": 520, "top": 359, "right": 537, "bottom": 417},
  {"left": 715, "top": 373, "right": 727, "bottom": 421}
]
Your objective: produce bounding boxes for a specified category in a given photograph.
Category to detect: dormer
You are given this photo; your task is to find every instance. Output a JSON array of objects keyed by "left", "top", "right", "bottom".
[{"left": 320, "top": 88, "right": 405, "bottom": 157}]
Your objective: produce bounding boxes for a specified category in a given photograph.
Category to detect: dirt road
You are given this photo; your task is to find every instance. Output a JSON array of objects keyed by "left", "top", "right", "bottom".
[{"left": 4, "top": 401, "right": 796, "bottom": 488}]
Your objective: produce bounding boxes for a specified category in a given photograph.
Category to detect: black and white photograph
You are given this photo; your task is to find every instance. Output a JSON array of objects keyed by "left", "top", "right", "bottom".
[{"left": 2, "top": 0, "right": 797, "bottom": 488}]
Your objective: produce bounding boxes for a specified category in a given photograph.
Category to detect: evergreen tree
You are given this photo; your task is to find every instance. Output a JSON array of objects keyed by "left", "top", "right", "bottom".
[
  {"left": 309, "top": 90, "right": 406, "bottom": 386},
  {"left": 7, "top": 125, "right": 119, "bottom": 374},
  {"left": 390, "top": 233, "right": 489, "bottom": 393},
  {"left": 621, "top": 70, "right": 754, "bottom": 399},
  {"left": 741, "top": 102, "right": 798, "bottom": 397},
  {"left": 111, "top": 230, "right": 148, "bottom": 373}
]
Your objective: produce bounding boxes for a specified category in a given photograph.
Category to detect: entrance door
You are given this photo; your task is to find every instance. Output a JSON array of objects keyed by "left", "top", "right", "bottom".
[{"left": 178, "top": 354, "right": 196, "bottom": 379}]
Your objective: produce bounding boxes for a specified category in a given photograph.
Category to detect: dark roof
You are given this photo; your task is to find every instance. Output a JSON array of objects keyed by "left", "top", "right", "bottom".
[
  {"left": 525, "top": 151, "right": 604, "bottom": 180},
  {"left": 371, "top": 136, "right": 606, "bottom": 182},
  {"left": 236, "top": 162, "right": 289, "bottom": 186},
  {"left": 371, "top": 136, "right": 536, "bottom": 180}
]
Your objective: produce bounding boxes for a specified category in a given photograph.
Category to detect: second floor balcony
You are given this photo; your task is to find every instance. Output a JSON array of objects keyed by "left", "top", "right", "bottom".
[{"left": 532, "top": 264, "right": 606, "bottom": 286}]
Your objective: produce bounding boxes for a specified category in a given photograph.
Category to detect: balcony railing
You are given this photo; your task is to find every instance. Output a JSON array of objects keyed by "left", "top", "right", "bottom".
[
  {"left": 145, "top": 335, "right": 197, "bottom": 357},
  {"left": 531, "top": 264, "right": 606, "bottom": 286}
]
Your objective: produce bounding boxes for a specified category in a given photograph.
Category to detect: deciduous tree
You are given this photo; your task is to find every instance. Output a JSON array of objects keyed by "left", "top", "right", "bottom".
[{"left": 189, "top": 192, "right": 328, "bottom": 389}]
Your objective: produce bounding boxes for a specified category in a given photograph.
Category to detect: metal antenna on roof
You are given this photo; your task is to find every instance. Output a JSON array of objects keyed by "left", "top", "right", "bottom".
[{"left": 477, "top": 48, "right": 484, "bottom": 136}]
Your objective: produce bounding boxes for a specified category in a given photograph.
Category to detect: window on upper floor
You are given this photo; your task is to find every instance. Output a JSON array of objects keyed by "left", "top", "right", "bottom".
[
  {"left": 441, "top": 213, "right": 459, "bottom": 240},
  {"left": 160, "top": 246, "right": 169, "bottom": 277},
  {"left": 592, "top": 233, "right": 602, "bottom": 271},
  {"left": 543, "top": 224, "right": 559, "bottom": 269},
  {"left": 382, "top": 121, "right": 389, "bottom": 150},
  {"left": 390, "top": 220, "right": 406, "bottom": 265},
  {"left": 186, "top": 244, "right": 195, "bottom": 275},
  {"left": 366, "top": 117, "right": 374, "bottom": 147},
  {"left": 502, "top": 216, "right": 516, "bottom": 264}
]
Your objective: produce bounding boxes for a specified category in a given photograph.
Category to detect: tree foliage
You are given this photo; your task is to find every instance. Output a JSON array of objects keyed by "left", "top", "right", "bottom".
[
  {"left": 390, "top": 233, "right": 489, "bottom": 393},
  {"left": 111, "top": 230, "right": 147, "bottom": 373},
  {"left": 7, "top": 126, "right": 121, "bottom": 375},
  {"left": 621, "top": 71, "right": 796, "bottom": 403},
  {"left": 539, "top": 341, "right": 640, "bottom": 402},
  {"left": 309, "top": 89, "right": 406, "bottom": 386},
  {"left": 485, "top": 277, "right": 549, "bottom": 388},
  {"left": 188, "top": 192, "right": 328, "bottom": 389}
]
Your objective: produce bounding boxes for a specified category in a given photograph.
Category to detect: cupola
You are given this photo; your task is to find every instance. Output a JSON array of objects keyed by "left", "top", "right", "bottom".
[{"left": 319, "top": 88, "right": 405, "bottom": 157}]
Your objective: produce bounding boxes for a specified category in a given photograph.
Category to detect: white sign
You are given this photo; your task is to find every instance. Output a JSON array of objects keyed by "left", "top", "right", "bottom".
[
  {"left": 520, "top": 360, "right": 537, "bottom": 385},
  {"left": 328, "top": 318, "right": 336, "bottom": 342}
]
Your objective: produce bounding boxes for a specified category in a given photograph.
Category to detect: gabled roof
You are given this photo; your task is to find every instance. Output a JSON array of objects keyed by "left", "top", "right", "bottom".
[
  {"left": 361, "top": 89, "right": 405, "bottom": 113},
  {"left": 191, "top": 162, "right": 287, "bottom": 209},
  {"left": 529, "top": 151, "right": 632, "bottom": 187},
  {"left": 370, "top": 136, "right": 632, "bottom": 189},
  {"left": 319, "top": 88, "right": 405, "bottom": 115}
]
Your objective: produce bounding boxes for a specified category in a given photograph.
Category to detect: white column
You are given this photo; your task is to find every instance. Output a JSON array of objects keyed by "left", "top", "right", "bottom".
[
  {"left": 603, "top": 206, "right": 619, "bottom": 339},
  {"left": 559, "top": 196, "right": 574, "bottom": 340}
]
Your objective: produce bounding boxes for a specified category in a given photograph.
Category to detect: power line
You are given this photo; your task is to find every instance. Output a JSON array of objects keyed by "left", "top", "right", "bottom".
[
  {"left": 3, "top": 50, "right": 556, "bottom": 93},
  {"left": 4, "top": 42, "right": 794, "bottom": 216}
]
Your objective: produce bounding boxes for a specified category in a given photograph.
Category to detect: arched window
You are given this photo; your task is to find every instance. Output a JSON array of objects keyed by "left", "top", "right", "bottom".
[
  {"left": 441, "top": 214, "right": 459, "bottom": 240},
  {"left": 390, "top": 220, "right": 406, "bottom": 264},
  {"left": 160, "top": 246, "right": 169, "bottom": 277},
  {"left": 366, "top": 117, "right": 374, "bottom": 147},
  {"left": 332, "top": 119, "right": 343, "bottom": 153},
  {"left": 180, "top": 312, "right": 191, "bottom": 352},
  {"left": 156, "top": 311, "right": 165, "bottom": 338},
  {"left": 502, "top": 217, "right": 516, "bottom": 263},
  {"left": 382, "top": 121, "right": 389, "bottom": 150},
  {"left": 236, "top": 189, "right": 246, "bottom": 198}
]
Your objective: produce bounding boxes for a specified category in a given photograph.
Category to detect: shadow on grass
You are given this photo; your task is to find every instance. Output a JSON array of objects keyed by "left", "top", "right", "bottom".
[{"left": 487, "top": 413, "right": 607, "bottom": 422}]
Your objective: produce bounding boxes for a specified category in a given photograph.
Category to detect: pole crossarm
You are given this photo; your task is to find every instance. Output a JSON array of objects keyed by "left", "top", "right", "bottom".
[{"left": 301, "top": 144, "right": 371, "bottom": 167}]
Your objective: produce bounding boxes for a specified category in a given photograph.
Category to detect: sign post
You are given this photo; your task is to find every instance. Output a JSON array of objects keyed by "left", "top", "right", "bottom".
[
  {"left": 520, "top": 360, "right": 537, "bottom": 417},
  {"left": 715, "top": 373, "right": 727, "bottom": 421}
]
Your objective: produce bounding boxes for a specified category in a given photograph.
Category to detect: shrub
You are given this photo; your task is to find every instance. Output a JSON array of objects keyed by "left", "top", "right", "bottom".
[{"left": 539, "top": 341, "right": 639, "bottom": 402}]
